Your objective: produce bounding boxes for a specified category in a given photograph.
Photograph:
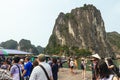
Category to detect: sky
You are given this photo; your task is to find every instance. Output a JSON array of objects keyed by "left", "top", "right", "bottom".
[{"left": 0, "top": 0, "right": 120, "bottom": 47}]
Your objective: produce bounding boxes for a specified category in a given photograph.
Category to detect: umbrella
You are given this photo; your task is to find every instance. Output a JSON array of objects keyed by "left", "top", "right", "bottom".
[
  {"left": 0, "top": 49, "right": 8, "bottom": 56},
  {"left": 0, "top": 49, "right": 32, "bottom": 56}
]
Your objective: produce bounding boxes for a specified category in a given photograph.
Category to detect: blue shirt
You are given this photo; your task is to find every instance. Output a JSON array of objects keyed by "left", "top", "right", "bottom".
[{"left": 24, "top": 61, "right": 33, "bottom": 77}]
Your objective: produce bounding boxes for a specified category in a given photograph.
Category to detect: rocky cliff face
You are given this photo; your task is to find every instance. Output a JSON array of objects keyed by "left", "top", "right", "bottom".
[{"left": 46, "top": 4, "right": 114, "bottom": 58}]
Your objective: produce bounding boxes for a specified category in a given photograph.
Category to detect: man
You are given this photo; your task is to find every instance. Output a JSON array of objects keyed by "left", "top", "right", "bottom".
[
  {"left": 10, "top": 57, "right": 22, "bottom": 80},
  {"left": 29, "top": 54, "right": 53, "bottom": 80},
  {"left": 22, "top": 57, "right": 33, "bottom": 80},
  {"left": 91, "top": 53, "right": 101, "bottom": 80}
]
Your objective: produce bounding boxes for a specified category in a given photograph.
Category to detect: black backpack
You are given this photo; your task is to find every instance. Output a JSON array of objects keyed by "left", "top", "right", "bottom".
[{"left": 112, "top": 66, "right": 120, "bottom": 77}]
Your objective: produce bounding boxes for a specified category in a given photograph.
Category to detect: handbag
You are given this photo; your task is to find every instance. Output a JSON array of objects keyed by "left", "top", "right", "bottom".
[
  {"left": 39, "top": 65, "right": 50, "bottom": 80},
  {"left": 16, "top": 65, "right": 23, "bottom": 80}
]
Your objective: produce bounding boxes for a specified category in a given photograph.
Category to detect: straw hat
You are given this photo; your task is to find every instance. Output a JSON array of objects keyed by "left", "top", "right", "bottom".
[
  {"left": 81, "top": 57, "right": 85, "bottom": 60},
  {"left": 91, "top": 53, "right": 101, "bottom": 59}
]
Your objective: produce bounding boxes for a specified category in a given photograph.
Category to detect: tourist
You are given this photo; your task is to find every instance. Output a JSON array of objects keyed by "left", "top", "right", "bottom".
[
  {"left": 105, "top": 57, "right": 120, "bottom": 78},
  {"left": 99, "top": 61, "right": 118, "bottom": 80},
  {"left": 69, "top": 57, "right": 74, "bottom": 73},
  {"left": 80, "top": 57, "right": 87, "bottom": 80},
  {"left": 47, "top": 57, "right": 52, "bottom": 67},
  {"left": 57, "top": 57, "right": 63, "bottom": 68},
  {"left": 1, "top": 60, "right": 9, "bottom": 70},
  {"left": 22, "top": 57, "right": 33, "bottom": 80},
  {"left": 10, "top": 57, "right": 22, "bottom": 80},
  {"left": 29, "top": 54, "right": 53, "bottom": 80},
  {"left": 52, "top": 58, "right": 59, "bottom": 80},
  {"left": 67, "top": 57, "right": 71, "bottom": 68},
  {"left": 19, "top": 59, "right": 24, "bottom": 72},
  {"left": 32, "top": 59, "right": 39, "bottom": 68},
  {"left": 91, "top": 53, "right": 101, "bottom": 80},
  {"left": 73, "top": 57, "right": 78, "bottom": 74},
  {"left": 74, "top": 57, "right": 78, "bottom": 69}
]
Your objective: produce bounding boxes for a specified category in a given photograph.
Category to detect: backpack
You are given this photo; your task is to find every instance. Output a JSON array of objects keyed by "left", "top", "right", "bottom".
[{"left": 80, "top": 63, "right": 84, "bottom": 69}]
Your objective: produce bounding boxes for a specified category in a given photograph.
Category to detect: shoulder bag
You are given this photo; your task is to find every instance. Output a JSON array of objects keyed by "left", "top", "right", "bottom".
[
  {"left": 39, "top": 65, "right": 50, "bottom": 80},
  {"left": 16, "top": 64, "right": 23, "bottom": 80}
]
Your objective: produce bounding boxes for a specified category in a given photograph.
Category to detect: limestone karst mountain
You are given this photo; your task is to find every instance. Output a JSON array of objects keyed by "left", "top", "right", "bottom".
[
  {"left": 46, "top": 4, "right": 115, "bottom": 58},
  {"left": 107, "top": 32, "right": 120, "bottom": 54}
]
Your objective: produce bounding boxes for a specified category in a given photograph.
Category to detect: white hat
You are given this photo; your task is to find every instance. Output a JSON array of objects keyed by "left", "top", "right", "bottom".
[
  {"left": 81, "top": 57, "right": 85, "bottom": 60},
  {"left": 91, "top": 53, "right": 101, "bottom": 59},
  {"left": 20, "top": 59, "right": 24, "bottom": 62}
]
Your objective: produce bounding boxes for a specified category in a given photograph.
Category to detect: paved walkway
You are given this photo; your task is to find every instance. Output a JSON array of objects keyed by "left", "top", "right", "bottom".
[{"left": 58, "top": 68, "right": 92, "bottom": 80}]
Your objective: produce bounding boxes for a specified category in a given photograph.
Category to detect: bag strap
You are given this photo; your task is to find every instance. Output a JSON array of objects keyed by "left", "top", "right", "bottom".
[
  {"left": 16, "top": 64, "right": 22, "bottom": 80},
  {"left": 39, "top": 65, "right": 50, "bottom": 80}
]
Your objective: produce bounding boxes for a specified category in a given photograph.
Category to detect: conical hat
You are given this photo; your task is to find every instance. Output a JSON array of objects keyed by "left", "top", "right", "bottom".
[
  {"left": 81, "top": 57, "right": 85, "bottom": 60},
  {"left": 91, "top": 53, "right": 101, "bottom": 59}
]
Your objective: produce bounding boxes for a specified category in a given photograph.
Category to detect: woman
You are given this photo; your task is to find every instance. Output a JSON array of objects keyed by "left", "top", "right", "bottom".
[
  {"left": 70, "top": 58, "right": 74, "bottom": 73},
  {"left": 105, "top": 58, "right": 120, "bottom": 78},
  {"left": 74, "top": 58, "right": 78, "bottom": 69},
  {"left": 80, "top": 58, "right": 86, "bottom": 80},
  {"left": 52, "top": 58, "right": 59, "bottom": 80},
  {"left": 32, "top": 59, "right": 39, "bottom": 68},
  {"left": 99, "top": 61, "right": 118, "bottom": 80}
]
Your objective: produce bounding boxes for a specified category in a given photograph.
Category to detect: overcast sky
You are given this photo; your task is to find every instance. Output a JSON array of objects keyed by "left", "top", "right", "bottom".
[{"left": 0, "top": 0, "right": 120, "bottom": 47}]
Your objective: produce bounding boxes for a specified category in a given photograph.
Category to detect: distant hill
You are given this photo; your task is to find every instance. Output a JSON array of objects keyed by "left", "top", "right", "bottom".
[
  {"left": 0, "top": 39, "right": 44, "bottom": 55},
  {"left": 107, "top": 32, "right": 120, "bottom": 54}
]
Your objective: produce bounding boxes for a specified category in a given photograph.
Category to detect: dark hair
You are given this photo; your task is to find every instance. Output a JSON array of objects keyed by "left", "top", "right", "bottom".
[
  {"left": 106, "top": 58, "right": 120, "bottom": 77},
  {"left": 33, "top": 59, "right": 38, "bottom": 67},
  {"left": 99, "top": 61, "right": 113, "bottom": 79},
  {"left": 13, "top": 57, "right": 20, "bottom": 63},
  {"left": 25, "top": 57, "right": 30, "bottom": 61},
  {"left": 106, "top": 58, "right": 114, "bottom": 66},
  {"left": 52, "top": 58, "right": 57, "bottom": 64}
]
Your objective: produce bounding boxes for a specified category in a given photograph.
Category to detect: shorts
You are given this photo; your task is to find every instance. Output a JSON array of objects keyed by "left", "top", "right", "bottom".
[
  {"left": 70, "top": 66, "right": 74, "bottom": 69},
  {"left": 81, "top": 64, "right": 85, "bottom": 70}
]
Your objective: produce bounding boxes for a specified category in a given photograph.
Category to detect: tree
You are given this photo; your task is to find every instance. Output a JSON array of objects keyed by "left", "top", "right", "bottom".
[
  {"left": 76, "top": 49, "right": 92, "bottom": 57},
  {"left": 0, "top": 39, "right": 18, "bottom": 49}
]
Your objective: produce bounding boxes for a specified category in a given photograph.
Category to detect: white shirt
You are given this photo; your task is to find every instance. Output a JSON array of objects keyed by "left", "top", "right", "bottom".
[
  {"left": 29, "top": 62, "right": 53, "bottom": 80},
  {"left": 70, "top": 60, "right": 74, "bottom": 67},
  {"left": 100, "top": 75, "right": 114, "bottom": 80}
]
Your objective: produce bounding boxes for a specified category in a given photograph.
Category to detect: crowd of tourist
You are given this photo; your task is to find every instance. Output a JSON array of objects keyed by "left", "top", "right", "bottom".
[
  {"left": 0, "top": 53, "right": 120, "bottom": 80},
  {"left": 0, "top": 54, "right": 60, "bottom": 80},
  {"left": 67, "top": 54, "right": 120, "bottom": 80}
]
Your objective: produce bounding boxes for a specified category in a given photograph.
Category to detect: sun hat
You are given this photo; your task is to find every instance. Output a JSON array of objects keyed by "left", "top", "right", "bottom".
[
  {"left": 91, "top": 53, "right": 101, "bottom": 59},
  {"left": 81, "top": 57, "right": 85, "bottom": 60}
]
